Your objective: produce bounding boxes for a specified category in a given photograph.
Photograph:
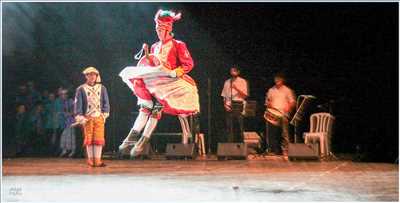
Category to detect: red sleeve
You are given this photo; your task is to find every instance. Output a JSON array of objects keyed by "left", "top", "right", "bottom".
[{"left": 176, "top": 41, "right": 194, "bottom": 73}]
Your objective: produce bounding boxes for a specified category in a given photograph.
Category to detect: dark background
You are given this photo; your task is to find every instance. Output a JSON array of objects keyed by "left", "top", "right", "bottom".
[{"left": 3, "top": 2, "right": 398, "bottom": 162}]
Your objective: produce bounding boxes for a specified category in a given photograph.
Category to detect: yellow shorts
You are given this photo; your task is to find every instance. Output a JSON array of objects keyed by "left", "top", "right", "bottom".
[{"left": 82, "top": 116, "right": 105, "bottom": 146}]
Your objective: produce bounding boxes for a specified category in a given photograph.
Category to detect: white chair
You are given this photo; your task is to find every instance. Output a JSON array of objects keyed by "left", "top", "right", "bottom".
[{"left": 303, "top": 113, "right": 335, "bottom": 158}]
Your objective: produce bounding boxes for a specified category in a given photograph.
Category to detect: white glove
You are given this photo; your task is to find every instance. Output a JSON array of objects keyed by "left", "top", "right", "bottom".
[
  {"left": 75, "top": 115, "right": 88, "bottom": 125},
  {"left": 101, "top": 113, "right": 109, "bottom": 122}
]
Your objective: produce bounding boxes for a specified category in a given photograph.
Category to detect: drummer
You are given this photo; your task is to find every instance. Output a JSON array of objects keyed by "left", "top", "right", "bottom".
[{"left": 265, "top": 72, "right": 296, "bottom": 156}]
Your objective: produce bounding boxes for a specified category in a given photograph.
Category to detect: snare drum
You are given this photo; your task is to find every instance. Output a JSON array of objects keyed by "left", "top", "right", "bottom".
[
  {"left": 231, "top": 101, "right": 244, "bottom": 115},
  {"left": 264, "top": 108, "right": 284, "bottom": 126}
]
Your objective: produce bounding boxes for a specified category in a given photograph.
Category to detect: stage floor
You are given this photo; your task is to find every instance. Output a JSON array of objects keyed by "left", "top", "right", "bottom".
[{"left": 2, "top": 157, "right": 399, "bottom": 202}]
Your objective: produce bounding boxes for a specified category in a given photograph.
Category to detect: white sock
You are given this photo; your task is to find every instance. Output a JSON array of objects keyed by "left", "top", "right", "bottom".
[
  {"left": 94, "top": 145, "right": 103, "bottom": 159},
  {"left": 142, "top": 117, "right": 158, "bottom": 138},
  {"left": 132, "top": 110, "right": 150, "bottom": 133},
  {"left": 86, "top": 145, "right": 94, "bottom": 159}
]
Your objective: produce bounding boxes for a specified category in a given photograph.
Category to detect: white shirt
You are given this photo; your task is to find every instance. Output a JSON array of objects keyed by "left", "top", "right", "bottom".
[
  {"left": 221, "top": 77, "right": 248, "bottom": 106},
  {"left": 153, "top": 40, "right": 173, "bottom": 65},
  {"left": 266, "top": 85, "right": 295, "bottom": 112}
]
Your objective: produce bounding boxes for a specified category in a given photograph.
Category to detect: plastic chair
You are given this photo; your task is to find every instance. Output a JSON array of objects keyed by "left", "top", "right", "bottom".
[{"left": 303, "top": 113, "right": 335, "bottom": 158}]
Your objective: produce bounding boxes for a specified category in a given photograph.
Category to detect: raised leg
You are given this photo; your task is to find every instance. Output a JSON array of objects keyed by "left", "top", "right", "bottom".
[
  {"left": 119, "top": 107, "right": 151, "bottom": 153},
  {"left": 130, "top": 102, "right": 162, "bottom": 158}
]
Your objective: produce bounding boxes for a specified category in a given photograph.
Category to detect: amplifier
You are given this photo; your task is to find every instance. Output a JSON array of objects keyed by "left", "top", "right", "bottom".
[
  {"left": 288, "top": 143, "right": 319, "bottom": 161},
  {"left": 165, "top": 143, "right": 196, "bottom": 159},
  {"left": 217, "top": 143, "right": 247, "bottom": 160}
]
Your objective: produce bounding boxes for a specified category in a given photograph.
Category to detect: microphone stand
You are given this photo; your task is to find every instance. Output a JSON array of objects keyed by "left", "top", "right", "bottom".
[{"left": 290, "top": 95, "right": 315, "bottom": 143}]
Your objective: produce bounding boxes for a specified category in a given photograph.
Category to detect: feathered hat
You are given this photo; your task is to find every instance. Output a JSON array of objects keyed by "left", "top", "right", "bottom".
[{"left": 154, "top": 9, "right": 182, "bottom": 32}]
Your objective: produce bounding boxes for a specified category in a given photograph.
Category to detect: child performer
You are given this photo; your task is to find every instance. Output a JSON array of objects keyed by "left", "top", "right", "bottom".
[{"left": 74, "top": 67, "right": 110, "bottom": 167}]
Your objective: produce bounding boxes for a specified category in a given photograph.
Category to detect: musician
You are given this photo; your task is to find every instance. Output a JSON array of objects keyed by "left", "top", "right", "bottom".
[
  {"left": 221, "top": 66, "right": 249, "bottom": 142},
  {"left": 265, "top": 72, "right": 295, "bottom": 156}
]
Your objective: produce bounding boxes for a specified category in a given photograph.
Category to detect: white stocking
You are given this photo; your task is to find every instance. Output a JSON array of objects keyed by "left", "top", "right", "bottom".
[
  {"left": 86, "top": 145, "right": 94, "bottom": 159},
  {"left": 94, "top": 145, "right": 103, "bottom": 159},
  {"left": 142, "top": 117, "right": 158, "bottom": 139},
  {"left": 131, "top": 110, "right": 150, "bottom": 133}
]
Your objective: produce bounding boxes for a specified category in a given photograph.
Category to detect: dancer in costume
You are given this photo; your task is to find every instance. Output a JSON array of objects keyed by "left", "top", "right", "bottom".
[
  {"left": 119, "top": 9, "right": 200, "bottom": 157},
  {"left": 74, "top": 67, "right": 110, "bottom": 167}
]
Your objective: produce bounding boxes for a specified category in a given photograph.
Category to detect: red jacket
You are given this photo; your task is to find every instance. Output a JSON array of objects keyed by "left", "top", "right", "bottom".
[
  {"left": 130, "top": 39, "right": 196, "bottom": 102},
  {"left": 151, "top": 39, "right": 194, "bottom": 73}
]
